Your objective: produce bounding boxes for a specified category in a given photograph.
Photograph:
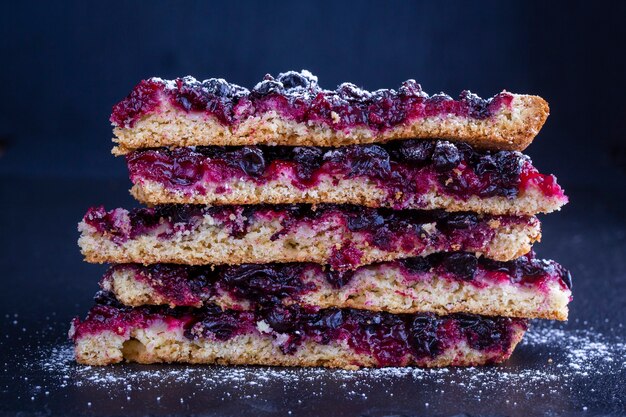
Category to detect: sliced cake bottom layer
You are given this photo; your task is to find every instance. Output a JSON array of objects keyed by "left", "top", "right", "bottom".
[
  {"left": 79, "top": 204, "right": 541, "bottom": 268},
  {"left": 102, "top": 253, "right": 571, "bottom": 320},
  {"left": 70, "top": 299, "right": 528, "bottom": 368}
]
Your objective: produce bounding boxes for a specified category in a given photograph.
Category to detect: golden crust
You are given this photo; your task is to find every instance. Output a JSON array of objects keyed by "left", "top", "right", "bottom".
[{"left": 112, "top": 94, "right": 549, "bottom": 154}]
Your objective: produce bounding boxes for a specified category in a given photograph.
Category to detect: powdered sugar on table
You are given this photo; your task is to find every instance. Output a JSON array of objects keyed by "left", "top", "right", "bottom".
[
  {"left": 33, "top": 320, "right": 626, "bottom": 393},
  {"left": 4, "top": 316, "right": 625, "bottom": 415}
]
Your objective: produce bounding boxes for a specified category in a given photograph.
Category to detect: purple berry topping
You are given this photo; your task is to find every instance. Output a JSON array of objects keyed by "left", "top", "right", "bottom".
[
  {"left": 126, "top": 140, "right": 566, "bottom": 205},
  {"left": 104, "top": 252, "right": 571, "bottom": 310},
  {"left": 73, "top": 295, "right": 526, "bottom": 367},
  {"left": 111, "top": 71, "right": 514, "bottom": 131}
]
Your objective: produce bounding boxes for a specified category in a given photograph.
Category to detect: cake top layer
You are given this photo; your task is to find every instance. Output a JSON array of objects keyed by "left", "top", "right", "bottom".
[
  {"left": 111, "top": 70, "right": 511, "bottom": 127},
  {"left": 111, "top": 70, "right": 549, "bottom": 153}
]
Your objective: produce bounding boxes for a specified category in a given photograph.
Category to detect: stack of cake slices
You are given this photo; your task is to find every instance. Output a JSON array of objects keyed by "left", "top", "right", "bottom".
[{"left": 71, "top": 70, "right": 571, "bottom": 369}]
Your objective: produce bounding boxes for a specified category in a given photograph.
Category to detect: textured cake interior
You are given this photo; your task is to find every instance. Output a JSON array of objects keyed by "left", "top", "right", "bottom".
[
  {"left": 79, "top": 210, "right": 541, "bottom": 266},
  {"left": 74, "top": 325, "right": 526, "bottom": 369}
]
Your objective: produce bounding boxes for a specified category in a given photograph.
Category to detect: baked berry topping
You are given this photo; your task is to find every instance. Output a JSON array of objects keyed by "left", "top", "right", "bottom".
[
  {"left": 432, "top": 141, "right": 461, "bottom": 172},
  {"left": 221, "top": 263, "right": 314, "bottom": 304},
  {"left": 111, "top": 70, "right": 514, "bottom": 130},
  {"left": 519, "top": 163, "right": 564, "bottom": 198},
  {"left": 396, "top": 140, "right": 435, "bottom": 166},
  {"left": 82, "top": 207, "right": 132, "bottom": 244},
  {"left": 110, "top": 79, "right": 162, "bottom": 127},
  {"left": 408, "top": 313, "right": 443, "bottom": 359},
  {"left": 324, "top": 269, "right": 356, "bottom": 289},
  {"left": 83, "top": 204, "right": 534, "bottom": 269},
  {"left": 455, "top": 313, "right": 514, "bottom": 350},
  {"left": 190, "top": 306, "right": 247, "bottom": 341},
  {"left": 292, "top": 146, "right": 324, "bottom": 182},
  {"left": 126, "top": 140, "right": 567, "bottom": 205},
  {"left": 276, "top": 70, "right": 316, "bottom": 89},
  {"left": 72, "top": 297, "right": 527, "bottom": 367},
  {"left": 481, "top": 252, "right": 572, "bottom": 289},
  {"left": 437, "top": 212, "right": 479, "bottom": 231},
  {"left": 235, "top": 147, "right": 266, "bottom": 177},
  {"left": 441, "top": 252, "right": 479, "bottom": 281},
  {"left": 104, "top": 252, "right": 571, "bottom": 309}
]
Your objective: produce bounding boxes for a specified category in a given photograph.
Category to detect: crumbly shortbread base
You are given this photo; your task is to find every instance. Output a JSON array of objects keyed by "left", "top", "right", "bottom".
[
  {"left": 112, "top": 95, "right": 549, "bottom": 154},
  {"left": 72, "top": 321, "right": 526, "bottom": 368},
  {"left": 104, "top": 266, "right": 570, "bottom": 320},
  {"left": 130, "top": 176, "right": 564, "bottom": 216},
  {"left": 79, "top": 214, "right": 541, "bottom": 266}
]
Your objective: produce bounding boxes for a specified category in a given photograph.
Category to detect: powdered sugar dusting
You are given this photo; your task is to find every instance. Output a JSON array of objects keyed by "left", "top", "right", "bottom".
[
  {"left": 5, "top": 318, "right": 626, "bottom": 415},
  {"left": 34, "top": 321, "right": 626, "bottom": 390}
]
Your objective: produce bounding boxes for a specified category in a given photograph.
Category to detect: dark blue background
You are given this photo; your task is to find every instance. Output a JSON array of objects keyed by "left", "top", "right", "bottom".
[
  {"left": 2, "top": 2, "right": 626, "bottom": 416},
  {"left": 1, "top": 0, "right": 625, "bottom": 187}
]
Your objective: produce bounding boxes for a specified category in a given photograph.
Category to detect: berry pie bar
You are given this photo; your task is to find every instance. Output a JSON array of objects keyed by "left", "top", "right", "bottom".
[
  {"left": 78, "top": 204, "right": 541, "bottom": 268},
  {"left": 101, "top": 252, "right": 571, "bottom": 320},
  {"left": 111, "top": 71, "right": 548, "bottom": 154},
  {"left": 127, "top": 140, "right": 567, "bottom": 215},
  {"left": 71, "top": 293, "right": 528, "bottom": 368},
  {"left": 71, "top": 70, "right": 570, "bottom": 369}
]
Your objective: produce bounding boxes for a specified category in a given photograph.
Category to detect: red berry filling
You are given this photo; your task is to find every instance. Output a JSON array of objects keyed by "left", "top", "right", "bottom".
[
  {"left": 126, "top": 140, "right": 567, "bottom": 205},
  {"left": 71, "top": 292, "right": 527, "bottom": 367},
  {"left": 110, "top": 71, "right": 514, "bottom": 131},
  {"left": 82, "top": 204, "right": 535, "bottom": 269},
  {"left": 519, "top": 163, "right": 565, "bottom": 198},
  {"left": 103, "top": 252, "right": 571, "bottom": 308}
]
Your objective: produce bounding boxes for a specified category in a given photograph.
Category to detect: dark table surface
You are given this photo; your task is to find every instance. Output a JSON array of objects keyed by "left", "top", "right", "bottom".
[
  {"left": 2, "top": 1, "right": 626, "bottom": 415},
  {"left": 1, "top": 172, "right": 625, "bottom": 416}
]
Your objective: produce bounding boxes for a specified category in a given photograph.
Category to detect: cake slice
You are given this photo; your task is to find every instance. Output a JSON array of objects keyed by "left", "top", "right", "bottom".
[
  {"left": 127, "top": 140, "right": 567, "bottom": 215},
  {"left": 111, "top": 70, "right": 549, "bottom": 154},
  {"left": 102, "top": 252, "right": 571, "bottom": 320},
  {"left": 70, "top": 293, "right": 528, "bottom": 368},
  {"left": 78, "top": 204, "right": 541, "bottom": 268}
]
